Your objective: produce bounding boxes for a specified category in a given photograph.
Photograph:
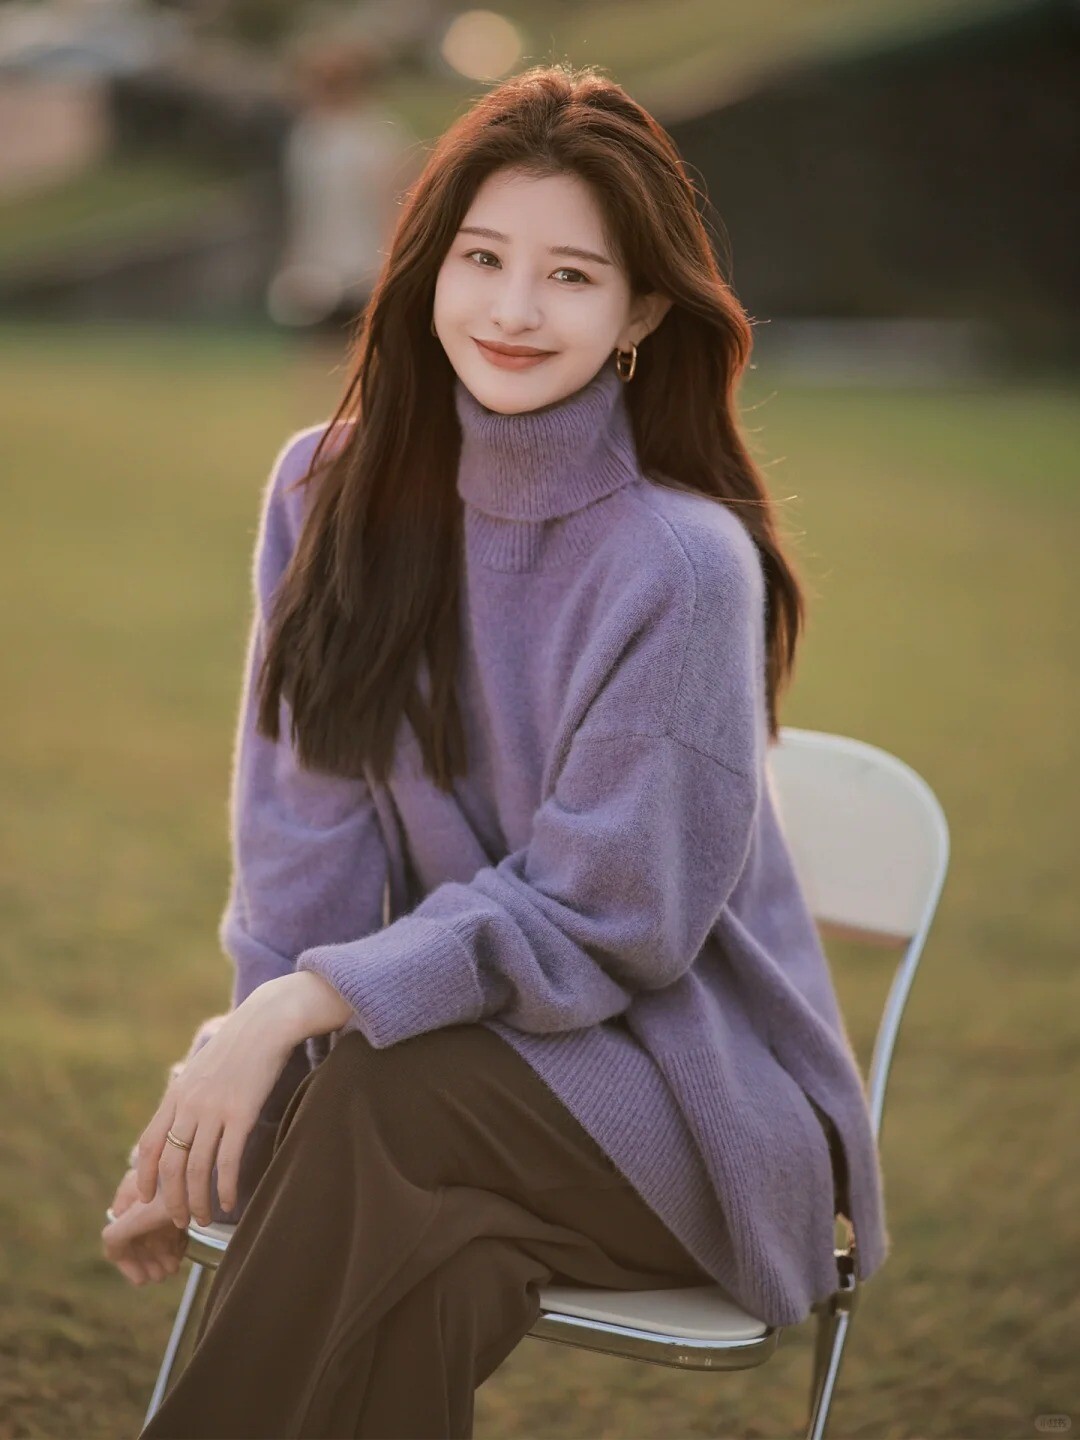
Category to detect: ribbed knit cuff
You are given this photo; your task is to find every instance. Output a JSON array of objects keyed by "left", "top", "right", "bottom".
[{"left": 296, "top": 917, "right": 486, "bottom": 1050}]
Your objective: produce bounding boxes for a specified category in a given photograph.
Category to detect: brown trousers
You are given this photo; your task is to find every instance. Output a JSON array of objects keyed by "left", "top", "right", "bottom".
[{"left": 138, "top": 1024, "right": 713, "bottom": 1439}]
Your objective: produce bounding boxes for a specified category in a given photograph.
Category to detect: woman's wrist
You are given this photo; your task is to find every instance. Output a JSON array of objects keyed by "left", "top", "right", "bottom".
[{"left": 253, "top": 971, "right": 355, "bottom": 1046}]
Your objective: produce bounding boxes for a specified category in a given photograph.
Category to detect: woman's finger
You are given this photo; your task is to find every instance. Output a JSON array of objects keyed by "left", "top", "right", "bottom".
[
  {"left": 136, "top": 1240, "right": 165, "bottom": 1283},
  {"left": 118, "top": 1255, "right": 149, "bottom": 1286},
  {"left": 184, "top": 1116, "right": 224, "bottom": 1228},
  {"left": 135, "top": 1094, "right": 177, "bottom": 1205},
  {"left": 213, "top": 1118, "right": 253, "bottom": 1217},
  {"left": 137, "top": 1232, "right": 180, "bottom": 1282},
  {"left": 158, "top": 1107, "right": 198, "bottom": 1228},
  {"left": 101, "top": 1209, "right": 153, "bottom": 1285},
  {"left": 100, "top": 1229, "right": 144, "bottom": 1285},
  {"left": 100, "top": 1204, "right": 145, "bottom": 1256},
  {"left": 110, "top": 1168, "right": 141, "bottom": 1219}
]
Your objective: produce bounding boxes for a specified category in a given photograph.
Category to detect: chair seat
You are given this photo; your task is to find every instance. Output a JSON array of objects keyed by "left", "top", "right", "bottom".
[
  {"left": 536, "top": 1283, "right": 769, "bottom": 1342},
  {"left": 183, "top": 1219, "right": 770, "bottom": 1344}
]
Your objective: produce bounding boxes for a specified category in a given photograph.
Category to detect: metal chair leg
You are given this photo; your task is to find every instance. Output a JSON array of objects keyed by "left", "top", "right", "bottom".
[
  {"left": 804, "top": 1242, "right": 859, "bottom": 1440},
  {"left": 143, "top": 1260, "right": 216, "bottom": 1427}
]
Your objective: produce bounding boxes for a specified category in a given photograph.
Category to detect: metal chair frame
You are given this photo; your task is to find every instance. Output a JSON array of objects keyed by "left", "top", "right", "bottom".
[{"left": 114, "top": 726, "right": 949, "bottom": 1437}]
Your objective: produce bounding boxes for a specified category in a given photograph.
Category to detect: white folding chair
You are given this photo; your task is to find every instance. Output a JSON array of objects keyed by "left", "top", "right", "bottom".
[{"left": 119, "top": 726, "right": 949, "bottom": 1438}]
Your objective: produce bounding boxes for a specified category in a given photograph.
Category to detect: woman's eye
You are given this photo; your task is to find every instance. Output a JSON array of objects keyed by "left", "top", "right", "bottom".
[{"left": 464, "top": 251, "right": 589, "bottom": 285}]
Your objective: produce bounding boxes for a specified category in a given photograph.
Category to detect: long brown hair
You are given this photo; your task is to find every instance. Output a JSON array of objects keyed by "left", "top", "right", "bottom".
[{"left": 258, "top": 62, "right": 807, "bottom": 791}]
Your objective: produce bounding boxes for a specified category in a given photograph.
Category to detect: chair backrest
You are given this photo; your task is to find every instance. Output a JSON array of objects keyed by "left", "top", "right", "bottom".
[{"left": 766, "top": 727, "right": 950, "bottom": 1141}]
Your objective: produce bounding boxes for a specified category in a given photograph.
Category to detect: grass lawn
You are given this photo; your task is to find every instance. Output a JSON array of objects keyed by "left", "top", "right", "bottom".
[{"left": 0, "top": 323, "right": 1076, "bottom": 1438}]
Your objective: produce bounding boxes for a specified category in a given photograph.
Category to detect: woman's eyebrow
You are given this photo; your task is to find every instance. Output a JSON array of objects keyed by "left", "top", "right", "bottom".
[{"left": 457, "top": 226, "right": 612, "bottom": 267}]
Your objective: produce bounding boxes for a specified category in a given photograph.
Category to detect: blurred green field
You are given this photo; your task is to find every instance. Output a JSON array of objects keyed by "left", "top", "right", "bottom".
[{"left": 0, "top": 323, "right": 1076, "bottom": 1439}]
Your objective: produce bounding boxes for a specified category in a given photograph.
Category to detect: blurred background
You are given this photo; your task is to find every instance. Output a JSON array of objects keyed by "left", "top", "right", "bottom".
[{"left": 1, "top": 1, "right": 1077, "bottom": 1437}]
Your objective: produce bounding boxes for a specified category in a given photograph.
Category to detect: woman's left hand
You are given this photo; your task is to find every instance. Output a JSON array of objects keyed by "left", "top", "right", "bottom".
[{"left": 134, "top": 973, "right": 346, "bottom": 1229}]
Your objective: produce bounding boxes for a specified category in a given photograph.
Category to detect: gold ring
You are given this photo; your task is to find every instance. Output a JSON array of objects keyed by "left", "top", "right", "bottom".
[{"left": 166, "top": 1129, "right": 193, "bottom": 1151}]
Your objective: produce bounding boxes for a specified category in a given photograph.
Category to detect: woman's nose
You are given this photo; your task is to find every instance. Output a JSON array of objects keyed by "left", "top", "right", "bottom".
[{"left": 489, "top": 280, "right": 542, "bottom": 334}]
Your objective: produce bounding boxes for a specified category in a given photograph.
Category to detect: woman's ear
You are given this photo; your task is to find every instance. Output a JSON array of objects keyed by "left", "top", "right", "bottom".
[{"left": 625, "top": 292, "right": 673, "bottom": 347}]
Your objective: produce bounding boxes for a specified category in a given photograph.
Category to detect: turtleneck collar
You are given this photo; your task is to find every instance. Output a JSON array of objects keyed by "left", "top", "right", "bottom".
[{"left": 452, "top": 360, "right": 641, "bottom": 523}]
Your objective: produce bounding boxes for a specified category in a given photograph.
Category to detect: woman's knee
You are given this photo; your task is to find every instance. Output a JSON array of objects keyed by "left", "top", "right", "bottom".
[
  {"left": 297, "top": 1026, "right": 457, "bottom": 1124},
  {"left": 295, "top": 1025, "right": 508, "bottom": 1175},
  {"left": 311, "top": 1024, "right": 498, "bottom": 1101}
]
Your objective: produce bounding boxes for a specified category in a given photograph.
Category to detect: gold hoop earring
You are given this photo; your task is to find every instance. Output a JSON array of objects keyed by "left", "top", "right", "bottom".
[{"left": 614, "top": 341, "right": 637, "bottom": 382}]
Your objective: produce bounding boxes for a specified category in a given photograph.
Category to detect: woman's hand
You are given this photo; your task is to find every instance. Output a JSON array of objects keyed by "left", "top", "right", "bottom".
[
  {"left": 133, "top": 973, "right": 352, "bottom": 1229},
  {"left": 134, "top": 975, "right": 341, "bottom": 1230},
  {"left": 101, "top": 1167, "right": 188, "bottom": 1286}
]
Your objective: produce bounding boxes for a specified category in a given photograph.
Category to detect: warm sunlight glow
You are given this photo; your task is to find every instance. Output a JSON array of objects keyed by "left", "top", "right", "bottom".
[{"left": 440, "top": 10, "right": 523, "bottom": 82}]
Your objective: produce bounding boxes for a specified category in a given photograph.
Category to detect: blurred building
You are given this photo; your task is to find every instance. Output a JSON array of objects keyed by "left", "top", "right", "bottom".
[
  {"left": 0, "top": 0, "right": 182, "bottom": 198},
  {"left": 664, "top": 0, "right": 1080, "bottom": 365},
  {"left": 0, "top": 76, "right": 110, "bottom": 199}
]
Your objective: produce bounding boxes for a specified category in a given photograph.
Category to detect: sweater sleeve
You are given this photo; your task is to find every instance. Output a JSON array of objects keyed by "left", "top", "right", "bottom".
[
  {"left": 297, "top": 730, "right": 760, "bottom": 1045},
  {"left": 219, "top": 428, "right": 391, "bottom": 1011}
]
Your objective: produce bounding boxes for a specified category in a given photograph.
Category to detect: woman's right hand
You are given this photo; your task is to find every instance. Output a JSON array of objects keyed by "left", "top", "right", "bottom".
[{"left": 100, "top": 1167, "right": 189, "bottom": 1286}]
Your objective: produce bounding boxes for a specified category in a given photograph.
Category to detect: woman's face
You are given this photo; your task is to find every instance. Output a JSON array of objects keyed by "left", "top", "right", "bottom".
[{"left": 432, "top": 167, "right": 670, "bottom": 415}]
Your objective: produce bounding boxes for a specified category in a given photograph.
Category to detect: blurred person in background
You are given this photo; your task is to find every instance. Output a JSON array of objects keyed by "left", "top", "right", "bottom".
[{"left": 266, "top": 33, "right": 418, "bottom": 338}]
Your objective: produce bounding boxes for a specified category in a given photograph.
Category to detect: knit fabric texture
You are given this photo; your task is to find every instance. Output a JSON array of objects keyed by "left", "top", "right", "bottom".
[{"left": 218, "top": 359, "right": 889, "bottom": 1328}]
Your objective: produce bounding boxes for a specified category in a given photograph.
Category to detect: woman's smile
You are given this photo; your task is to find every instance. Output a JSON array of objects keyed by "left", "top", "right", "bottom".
[{"left": 472, "top": 338, "right": 557, "bottom": 370}]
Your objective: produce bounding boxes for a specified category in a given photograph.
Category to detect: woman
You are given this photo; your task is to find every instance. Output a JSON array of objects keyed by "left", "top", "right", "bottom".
[{"left": 103, "top": 61, "right": 884, "bottom": 1438}]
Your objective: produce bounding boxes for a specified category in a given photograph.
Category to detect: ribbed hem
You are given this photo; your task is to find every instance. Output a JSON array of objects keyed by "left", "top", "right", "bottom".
[
  {"left": 801, "top": 1082, "right": 890, "bottom": 1284},
  {"left": 662, "top": 1047, "right": 840, "bottom": 1327}
]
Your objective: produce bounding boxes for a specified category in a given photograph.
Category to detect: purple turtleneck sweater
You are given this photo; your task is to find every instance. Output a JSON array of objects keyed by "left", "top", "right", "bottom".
[{"left": 214, "top": 360, "right": 888, "bottom": 1328}]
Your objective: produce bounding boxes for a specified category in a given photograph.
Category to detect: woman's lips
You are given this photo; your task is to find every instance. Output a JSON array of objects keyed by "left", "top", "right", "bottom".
[{"left": 473, "top": 338, "right": 555, "bottom": 370}]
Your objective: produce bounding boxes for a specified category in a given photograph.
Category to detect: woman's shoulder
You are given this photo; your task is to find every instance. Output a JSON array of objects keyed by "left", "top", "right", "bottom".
[
  {"left": 251, "top": 420, "right": 352, "bottom": 594},
  {"left": 273, "top": 420, "right": 337, "bottom": 480},
  {"left": 571, "top": 475, "right": 767, "bottom": 761},
  {"left": 260, "top": 419, "right": 353, "bottom": 541},
  {"left": 613, "top": 472, "right": 765, "bottom": 619},
  {"left": 268, "top": 419, "right": 352, "bottom": 507}
]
